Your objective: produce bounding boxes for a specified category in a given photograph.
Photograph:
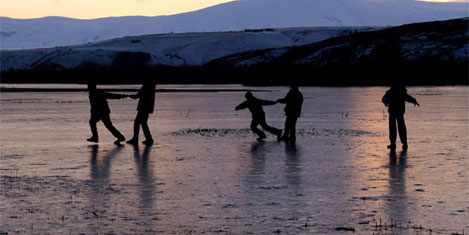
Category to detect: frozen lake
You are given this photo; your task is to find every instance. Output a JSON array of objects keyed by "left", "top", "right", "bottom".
[{"left": 0, "top": 85, "right": 468, "bottom": 234}]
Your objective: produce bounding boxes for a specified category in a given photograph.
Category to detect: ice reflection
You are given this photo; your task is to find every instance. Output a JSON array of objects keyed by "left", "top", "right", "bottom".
[
  {"left": 132, "top": 144, "right": 155, "bottom": 213},
  {"left": 87, "top": 145, "right": 123, "bottom": 231},
  {"left": 132, "top": 144, "right": 157, "bottom": 231},
  {"left": 90, "top": 145, "right": 123, "bottom": 182},
  {"left": 284, "top": 142, "right": 302, "bottom": 187},
  {"left": 387, "top": 150, "right": 408, "bottom": 226}
]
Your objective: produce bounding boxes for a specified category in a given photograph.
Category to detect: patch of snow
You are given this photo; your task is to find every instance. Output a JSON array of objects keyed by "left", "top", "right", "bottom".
[
  {"left": 451, "top": 45, "right": 469, "bottom": 60},
  {"left": 236, "top": 48, "right": 290, "bottom": 66},
  {"left": 296, "top": 44, "right": 347, "bottom": 64}
]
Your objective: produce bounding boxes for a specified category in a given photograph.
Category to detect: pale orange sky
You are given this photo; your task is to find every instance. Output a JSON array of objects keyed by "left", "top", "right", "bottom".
[{"left": 0, "top": 0, "right": 467, "bottom": 19}]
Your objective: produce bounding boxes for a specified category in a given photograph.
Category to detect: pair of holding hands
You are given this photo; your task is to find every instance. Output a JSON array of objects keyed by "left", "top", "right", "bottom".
[{"left": 122, "top": 94, "right": 139, "bottom": 99}]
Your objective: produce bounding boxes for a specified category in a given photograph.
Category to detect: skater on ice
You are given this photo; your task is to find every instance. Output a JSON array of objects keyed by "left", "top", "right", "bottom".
[
  {"left": 235, "top": 91, "right": 282, "bottom": 141},
  {"left": 86, "top": 81, "right": 127, "bottom": 144},
  {"left": 382, "top": 82, "right": 419, "bottom": 150},
  {"left": 277, "top": 84, "right": 303, "bottom": 142},
  {"left": 126, "top": 77, "right": 156, "bottom": 145}
]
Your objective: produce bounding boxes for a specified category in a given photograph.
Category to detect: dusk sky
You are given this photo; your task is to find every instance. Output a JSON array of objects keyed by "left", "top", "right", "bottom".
[{"left": 1, "top": 0, "right": 467, "bottom": 19}]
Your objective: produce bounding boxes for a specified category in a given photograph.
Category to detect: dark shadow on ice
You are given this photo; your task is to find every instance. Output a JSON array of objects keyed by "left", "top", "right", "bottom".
[
  {"left": 87, "top": 145, "right": 124, "bottom": 221},
  {"left": 90, "top": 145, "right": 124, "bottom": 181},
  {"left": 247, "top": 141, "right": 272, "bottom": 183},
  {"left": 284, "top": 142, "right": 302, "bottom": 187},
  {"left": 386, "top": 149, "right": 408, "bottom": 225},
  {"left": 250, "top": 141, "right": 266, "bottom": 154},
  {"left": 284, "top": 141, "right": 298, "bottom": 156},
  {"left": 132, "top": 144, "right": 156, "bottom": 216}
]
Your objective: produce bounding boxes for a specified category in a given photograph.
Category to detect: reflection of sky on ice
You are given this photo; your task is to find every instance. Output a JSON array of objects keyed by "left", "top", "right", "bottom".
[{"left": 0, "top": 86, "right": 467, "bottom": 234}]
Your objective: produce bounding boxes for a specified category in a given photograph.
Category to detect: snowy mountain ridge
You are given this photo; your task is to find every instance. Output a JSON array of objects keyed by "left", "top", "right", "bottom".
[
  {"left": 0, "top": 27, "right": 375, "bottom": 71},
  {"left": 1, "top": 0, "right": 467, "bottom": 49}
]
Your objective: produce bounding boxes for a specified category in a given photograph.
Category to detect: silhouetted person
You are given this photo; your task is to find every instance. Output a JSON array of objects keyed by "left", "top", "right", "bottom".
[
  {"left": 86, "top": 81, "right": 127, "bottom": 144},
  {"left": 382, "top": 83, "right": 419, "bottom": 150},
  {"left": 127, "top": 78, "right": 156, "bottom": 145},
  {"left": 235, "top": 92, "right": 282, "bottom": 141},
  {"left": 277, "top": 85, "right": 303, "bottom": 142}
]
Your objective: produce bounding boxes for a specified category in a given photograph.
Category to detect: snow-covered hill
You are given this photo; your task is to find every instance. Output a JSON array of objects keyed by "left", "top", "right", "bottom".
[
  {"left": 1, "top": 0, "right": 467, "bottom": 49},
  {"left": 0, "top": 27, "right": 375, "bottom": 71},
  {"left": 210, "top": 18, "right": 469, "bottom": 85}
]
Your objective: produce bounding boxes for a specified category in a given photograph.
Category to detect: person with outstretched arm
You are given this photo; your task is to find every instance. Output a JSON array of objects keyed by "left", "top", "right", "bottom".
[
  {"left": 235, "top": 92, "right": 282, "bottom": 141},
  {"left": 86, "top": 81, "right": 127, "bottom": 144},
  {"left": 126, "top": 78, "right": 156, "bottom": 145},
  {"left": 277, "top": 85, "right": 303, "bottom": 142},
  {"left": 382, "top": 83, "right": 419, "bottom": 150}
]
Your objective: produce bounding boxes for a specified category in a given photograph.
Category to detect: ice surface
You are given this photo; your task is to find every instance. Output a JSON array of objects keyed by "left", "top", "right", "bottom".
[{"left": 0, "top": 86, "right": 468, "bottom": 234}]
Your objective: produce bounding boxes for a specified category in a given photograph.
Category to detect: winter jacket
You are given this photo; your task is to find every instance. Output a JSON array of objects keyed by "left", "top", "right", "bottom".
[
  {"left": 135, "top": 82, "right": 156, "bottom": 113},
  {"left": 278, "top": 88, "right": 303, "bottom": 117},
  {"left": 236, "top": 97, "right": 277, "bottom": 119},
  {"left": 382, "top": 89, "right": 418, "bottom": 114},
  {"left": 89, "top": 90, "right": 126, "bottom": 115}
]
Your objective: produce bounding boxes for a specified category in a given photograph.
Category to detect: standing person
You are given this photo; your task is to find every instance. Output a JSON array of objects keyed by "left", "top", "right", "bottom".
[
  {"left": 235, "top": 92, "right": 282, "bottom": 141},
  {"left": 277, "top": 85, "right": 303, "bottom": 142},
  {"left": 86, "top": 81, "right": 127, "bottom": 144},
  {"left": 382, "top": 83, "right": 419, "bottom": 150},
  {"left": 126, "top": 77, "right": 156, "bottom": 145}
]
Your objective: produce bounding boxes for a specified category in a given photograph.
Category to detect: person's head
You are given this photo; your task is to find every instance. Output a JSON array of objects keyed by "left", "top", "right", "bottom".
[
  {"left": 390, "top": 80, "right": 406, "bottom": 93},
  {"left": 245, "top": 91, "right": 254, "bottom": 100},
  {"left": 143, "top": 76, "right": 155, "bottom": 87},
  {"left": 87, "top": 80, "right": 97, "bottom": 91}
]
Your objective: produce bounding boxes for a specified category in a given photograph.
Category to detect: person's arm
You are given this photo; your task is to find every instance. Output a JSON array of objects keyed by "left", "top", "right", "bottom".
[
  {"left": 103, "top": 92, "right": 127, "bottom": 99},
  {"left": 130, "top": 89, "right": 142, "bottom": 99},
  {"left": 260, "top": 99, "right": 278, "bottom": 106},
  {"left": 235, "top": 100, "right": 249, "bottom": 111},
  {"left": 277, "top": 96, "right": 287, "bottom": 104},
  {"left": 277, "top": 91, "right": 291, "bottom": 104},
  {"left": 405, "top": 94, "right": 420, "bottom": 106},
  {"left": 382, "top": 91, "right": 390, "bottom": 106}
]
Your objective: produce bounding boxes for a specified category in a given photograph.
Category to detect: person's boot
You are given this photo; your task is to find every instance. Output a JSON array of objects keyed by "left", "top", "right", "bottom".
[
  {"left": 87, "top": 136, "right": 98, "bottom": 143},
  {"left": 387, "top": 144, "right": 396, "bottom": 150},
  {"left": 276, "top": 131, "right": 283, "bottom": 142},
  {"left": 290, "top": 135, "right": 296, "bottom": 143},
  {"left": 402, "top": 143, "right": 408, "bottom": 151},
  {"left": 126, "top": 137, "right": 138, "bottom": 145},
  {"left": 142, "top": 139, "right": 154, "bottom": 145},
  {"left": 280, "top": 133, "right": 288, "bottom": 141},
  {"left": 257, "top": 136, "right": 266, "bottom": 142},
  {"left": 114, "top": 136, "right": 125, "bottom": 145}
]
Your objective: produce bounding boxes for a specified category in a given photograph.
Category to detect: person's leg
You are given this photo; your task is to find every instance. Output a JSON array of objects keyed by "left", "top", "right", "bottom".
[
  {"left": 388, "top": 113, "right": 397, "bottom": 149},
  {"left": 127, "top": 113, "right": 143, "bottom": 144},
  {"left": 251, "top": 119, "right": 266, "bottom": 140},
  {"left": 288, "top": 116, "right": 298, "bottom": 141},
  {"left": 140, "top": 113, "right": 153, "bottom": 144},
  {"left": 134, "top": 113, "right": 143, "bottom": 139},
  {"left": 396, "top": 113, "right": 408, "bottom": 149},
  {"left": 101, "top": 115, "right": 125, "bottom": 143},
  {"left": 259, "top": 117, "right": 282, "bottom": 139},
  {"left": 282, "top": 117, "right": 290, "bottom": 140},
  {"left": 87, "top": 114, "right": 100, "bottom": 142}
]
